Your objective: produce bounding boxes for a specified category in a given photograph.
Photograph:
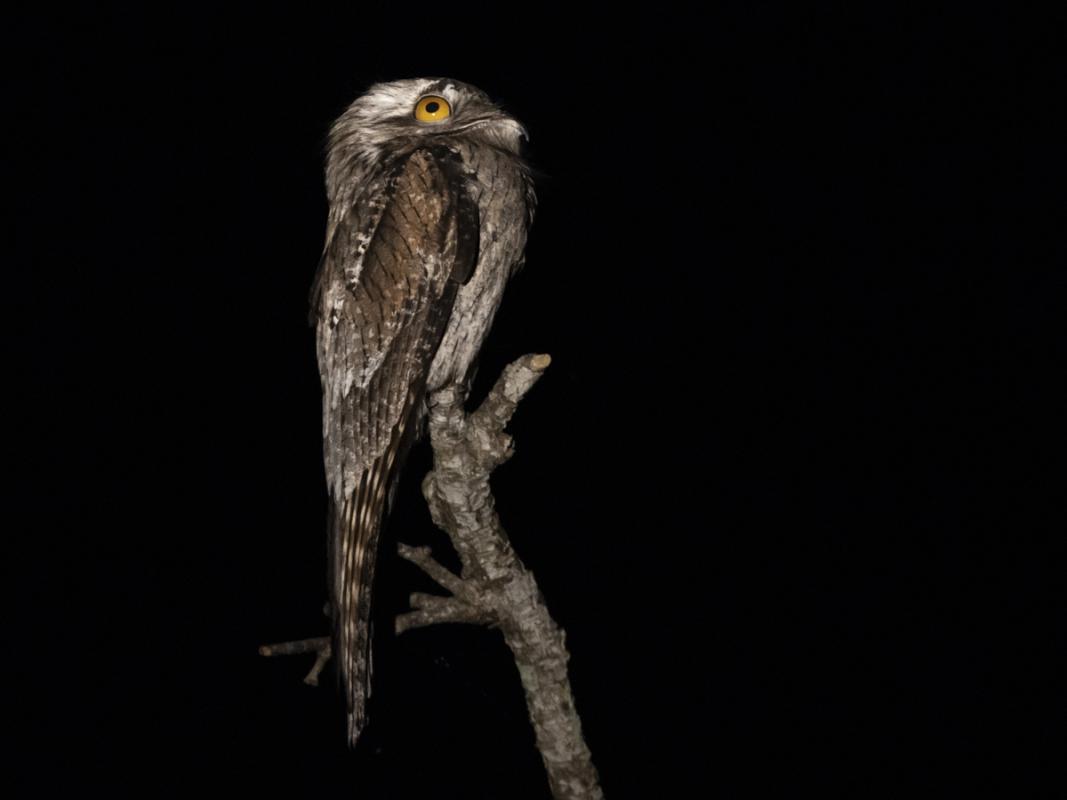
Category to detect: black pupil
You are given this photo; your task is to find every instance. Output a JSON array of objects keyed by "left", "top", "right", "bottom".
[{"left": 425, "top": 101, "right": 440, "bottom": 114}]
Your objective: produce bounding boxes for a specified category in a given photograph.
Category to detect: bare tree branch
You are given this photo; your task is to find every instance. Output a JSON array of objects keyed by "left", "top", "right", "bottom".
[
  {"left": 398, "top": 353, "right": 604, "bottom": 800},
  {"left": 260, "top": 353, "right": 601, "bottom": 799}
]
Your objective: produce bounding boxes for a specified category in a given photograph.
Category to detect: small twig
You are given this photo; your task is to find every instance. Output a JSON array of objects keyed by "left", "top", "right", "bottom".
[
  {"left": 396, "top": 594, "right": 493, "bottom": 634},
  {"left": 258, "top": 636, "right": 331, "bottom": 657},
  {"left": 397, "top": 543, "right": 469, "bottom": 597},
  {"left": 409, "top": 591, "right": 442, "bottom": 609},
  {"left": 469, "top": 353, "right": 551, "bottom": 437},
  {"left": 302, "top": 641, "right": 333, "bottom": 686},
  {"left": 259, "top": 636, "right": 332, "bottom": 687}
]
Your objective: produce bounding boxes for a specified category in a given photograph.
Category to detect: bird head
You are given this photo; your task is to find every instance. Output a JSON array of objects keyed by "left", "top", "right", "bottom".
[{"left": 326, "top": 78, "right": 528, "bottom": 200}]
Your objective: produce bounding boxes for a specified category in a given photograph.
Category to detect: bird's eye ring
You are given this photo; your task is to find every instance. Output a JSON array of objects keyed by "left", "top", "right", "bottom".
[{"left": 415, "top": 95, "right": 451, "bottom": 123}]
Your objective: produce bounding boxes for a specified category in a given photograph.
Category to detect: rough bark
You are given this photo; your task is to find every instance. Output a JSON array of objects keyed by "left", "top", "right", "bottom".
[{"left": 397, "top": 353, "right": 603, "bottom": 800}]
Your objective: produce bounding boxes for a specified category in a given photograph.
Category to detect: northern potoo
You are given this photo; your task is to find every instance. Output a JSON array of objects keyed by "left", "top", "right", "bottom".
[{"left": 309, "top": 78, "right": 535, "bottom": 746}]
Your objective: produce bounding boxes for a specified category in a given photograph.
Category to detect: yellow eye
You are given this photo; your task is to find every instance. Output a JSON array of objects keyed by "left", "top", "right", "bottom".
[{"left": 414, "top": 95, "right": 451, "bottom": 123}]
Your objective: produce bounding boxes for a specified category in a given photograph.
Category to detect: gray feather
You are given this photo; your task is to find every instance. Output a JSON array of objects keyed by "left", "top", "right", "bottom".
[{"left": 310, "top": 78, "right": 534, "bottom": 746}]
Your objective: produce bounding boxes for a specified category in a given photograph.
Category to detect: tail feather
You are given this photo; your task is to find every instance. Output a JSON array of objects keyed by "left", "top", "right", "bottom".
[{"left": 331, "top": 389, "right": 420, "bottom": 747}]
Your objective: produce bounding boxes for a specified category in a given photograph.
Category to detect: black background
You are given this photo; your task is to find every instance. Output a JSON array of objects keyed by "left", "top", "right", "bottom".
[{"left": 5, "top": 5, "right": 1063, "bottom": 797}]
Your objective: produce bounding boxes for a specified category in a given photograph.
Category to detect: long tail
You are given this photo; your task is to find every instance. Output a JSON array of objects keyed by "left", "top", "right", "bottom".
[
  {"left": 330, "top": 391, "right": 421, "bottom": 747},
  {"left": 331, "top": 476, "right": 381, "bottom": 746}
]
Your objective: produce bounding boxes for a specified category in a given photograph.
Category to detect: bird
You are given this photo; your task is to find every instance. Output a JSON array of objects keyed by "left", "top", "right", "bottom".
[{"left": 309, "top": 78, "right": 535, "bottom": 746}]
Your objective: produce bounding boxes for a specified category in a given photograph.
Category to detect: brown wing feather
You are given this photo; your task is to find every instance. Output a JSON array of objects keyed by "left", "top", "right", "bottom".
[{"left": 314, "top": 148, "right": 475, "bottom": 746}]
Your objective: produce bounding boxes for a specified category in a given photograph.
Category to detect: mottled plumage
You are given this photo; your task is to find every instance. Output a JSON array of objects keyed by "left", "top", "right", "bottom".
[{"left": 309, "top": 78, "right": 535, "bottom": 746}]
